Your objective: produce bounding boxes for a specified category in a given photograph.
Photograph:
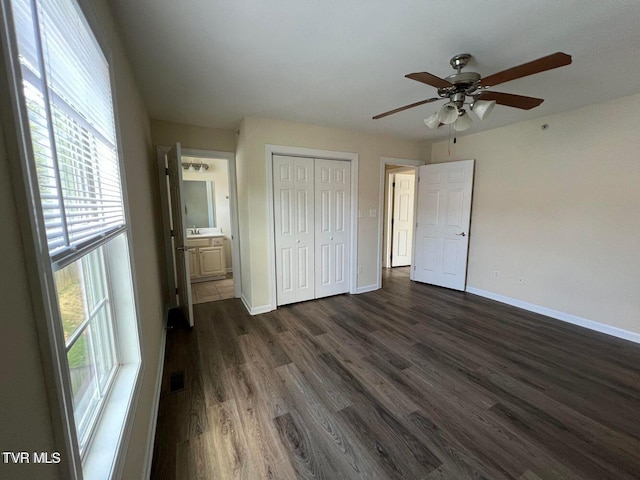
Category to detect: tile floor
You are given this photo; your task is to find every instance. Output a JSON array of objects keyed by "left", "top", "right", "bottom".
[{"left": 191, "top": 277, "right": 234, "bottom": 304}]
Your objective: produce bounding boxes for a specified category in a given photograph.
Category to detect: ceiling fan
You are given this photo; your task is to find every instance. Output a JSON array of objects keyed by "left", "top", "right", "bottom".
[{"left": 373, "top": 52, "right": 572, "bottom": 131}]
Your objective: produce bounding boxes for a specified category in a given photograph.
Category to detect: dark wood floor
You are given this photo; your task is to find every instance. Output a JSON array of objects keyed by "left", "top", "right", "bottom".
[{"left": 150, "top": 267, "right": 640, "bottom": 480}]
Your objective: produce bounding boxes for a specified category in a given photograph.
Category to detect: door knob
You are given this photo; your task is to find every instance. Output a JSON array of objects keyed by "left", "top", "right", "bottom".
[
  {"left": 296, "top": 239, "right": 300, "bottom": 243},
  {"left": 329, "top": 236, "right": 334, "bottom": 241},
  {"left": 455, "top": 232, "right": 466, "bottom": 237},
  {"left": 176, "top": 246, "right": 190, "bottom": 251}
]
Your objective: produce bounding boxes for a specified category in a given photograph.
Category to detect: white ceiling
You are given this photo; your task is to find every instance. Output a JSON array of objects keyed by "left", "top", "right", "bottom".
[{"left": 107, "top": 0, "right": 640, "bottom": 141}]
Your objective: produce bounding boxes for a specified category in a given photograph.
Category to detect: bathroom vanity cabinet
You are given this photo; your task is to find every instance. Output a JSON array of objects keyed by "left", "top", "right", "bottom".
[{"left": 187, "top": 235, "right": 226, "bottom": 280}]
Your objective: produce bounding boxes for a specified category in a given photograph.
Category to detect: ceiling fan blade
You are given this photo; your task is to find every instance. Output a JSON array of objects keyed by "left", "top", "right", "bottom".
[
  {"left": 405, "top": 72, "right": 453, "bottom": 89},
  {"left": 372, "top": 97, "right": 441, "bottom": 119},
  {"left": 481, "top": 52, "right": 572, "bottom": 87},
  {"left": 479, "top": 91, "right": 544, "bottom": 110}
]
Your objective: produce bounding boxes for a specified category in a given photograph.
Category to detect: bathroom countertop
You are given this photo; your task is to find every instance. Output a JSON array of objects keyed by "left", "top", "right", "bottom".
[{"left": 186, "top": 228, "right": 224, "bottom": 239}]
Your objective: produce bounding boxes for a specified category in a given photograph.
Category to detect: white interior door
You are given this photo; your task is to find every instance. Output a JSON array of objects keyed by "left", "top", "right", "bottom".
[
  {"left": 315, "top": 159, "right": 351, "bottom": 299},
  {"left": 412, "top": 160, "right": 474, "bottom": 291},
  {"left": 167, "top": 143, "right": 194, "bottom": 326},
  {"left": 273, "top": 155, "right": 315, "bottom": 306},
  {"left": 391, "top": 173, "right": 415, "bottom": 267}
]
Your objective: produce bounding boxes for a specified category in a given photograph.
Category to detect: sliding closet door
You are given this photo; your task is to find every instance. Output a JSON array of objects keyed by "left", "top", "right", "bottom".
[
  {"left": 315, "top": 159, "right": 351, "bottom": 298},
  {"left": 273, "top": 155, "right": 315, "bottom": 306}
]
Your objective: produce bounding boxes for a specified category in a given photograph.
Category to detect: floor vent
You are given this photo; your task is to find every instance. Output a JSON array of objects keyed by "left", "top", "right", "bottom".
[{"left": 169, "top": 371, "right": 185, "bottom": 393}]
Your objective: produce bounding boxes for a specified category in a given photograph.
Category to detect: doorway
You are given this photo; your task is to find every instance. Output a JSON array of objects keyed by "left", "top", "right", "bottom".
[
  {"left": 378, "top": 157, "right": 424, "bottom": 287},
  {"left": 384, "top": 167, "right": 416, "bottom": 268},
  {"left": 182, "top": 154, "right": 235, "bottom": 304},
  {"left": 157, "top": 147, "right": 241, "bottom": 316}
]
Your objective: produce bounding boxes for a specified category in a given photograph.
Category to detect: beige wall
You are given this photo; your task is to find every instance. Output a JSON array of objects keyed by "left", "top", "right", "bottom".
[
  {"left": 0, "top": 119, "right": 58, "bottom": 480},
  {"left": 97, "top": 0, "right": 167, "bottom": 476},
  {"left": 236, "top": 116, "right": 429, "bottom": 310},
  {"left": 183, "top": 157, "right": 233, "bottom": 268},
  {"left": 235, "top": 118, "right": 253, "bottom": 305},
  {"left": 432, "top": 93, "right": 640, "bottom": 334},
  {"left": 151, "top": 119, "right": 236, "bottom": 152},
  {"left": 0, "top": 0, "right": 166, "bottom": 478}
]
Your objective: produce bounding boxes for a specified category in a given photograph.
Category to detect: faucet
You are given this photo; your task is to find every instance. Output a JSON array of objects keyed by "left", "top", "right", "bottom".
[{"left": 191, "top": 224, "right": 199, "bottom": 235}]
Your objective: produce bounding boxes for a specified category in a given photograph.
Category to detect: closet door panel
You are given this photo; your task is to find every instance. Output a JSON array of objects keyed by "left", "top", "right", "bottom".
[
  {"left": 273, "top": 155, "right": 315, "bottom": 305},
  {"left": 315, "top": 159, "right": 351, "bottom": 299}
]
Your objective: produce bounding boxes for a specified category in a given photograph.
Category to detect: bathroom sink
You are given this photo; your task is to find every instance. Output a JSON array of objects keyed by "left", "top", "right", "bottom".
[{"left": 187, "top": 228, "right": 223, "bottom": 238}]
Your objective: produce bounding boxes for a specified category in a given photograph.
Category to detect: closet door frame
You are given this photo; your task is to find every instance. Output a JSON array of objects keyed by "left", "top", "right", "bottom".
[{"left": 266, "top": 144, "right": 359, "bottom": 312}]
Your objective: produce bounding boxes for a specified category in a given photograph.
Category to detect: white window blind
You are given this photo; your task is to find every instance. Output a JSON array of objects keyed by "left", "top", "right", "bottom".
[{"left": 12, "top": 0, "right": 124, "bottom": 263}]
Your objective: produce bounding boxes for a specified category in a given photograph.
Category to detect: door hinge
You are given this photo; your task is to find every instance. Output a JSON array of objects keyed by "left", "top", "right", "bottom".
[
  {"left": 413, "top": 265, "right": 416, "bottom": 271},
  {"left": 391, "top": 218, "right": 394, "bottom": 225},
  {"left": 170, "top": 229, "right": 175, "bottom": 237},
  {"left": 392, "top": 182, "right": 396, "bottom": 188},
  {"left": 418, "top": 176, "right": 420, "bottom": 182},
  {"left": 165, "top": 168, "right": 169, "bottom": 175},
  {"left": 175, "top": 287, "right": 179, "bottom": 294}
]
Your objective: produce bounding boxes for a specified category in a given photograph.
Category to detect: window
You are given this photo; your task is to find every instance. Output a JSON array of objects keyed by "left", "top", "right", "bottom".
[
  {"left": 12, "top": 0, "right": 125, "bottom": 262},
  {"left": 2, "top": 0, "right": 141, "bottom": 473},
  {"left": 54, "top": 246, "right": 117, "bottom": 450}
]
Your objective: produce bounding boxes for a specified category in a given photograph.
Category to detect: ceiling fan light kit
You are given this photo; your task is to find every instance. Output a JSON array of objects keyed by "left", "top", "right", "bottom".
[
  {"left": 454, "top": 111, "right": 473, "bottom": 131},
  {"left": 424, "top": 112, "right": 440, "bottom": 129},
  {"left": 471, "top": 99, "right": 496, "bottom": 120},
  {"left": 437, "top": 103, "right": 459, "bottom": 124},
  {"left": 373, "top": 51, "right": 572, "bottom": 134}
]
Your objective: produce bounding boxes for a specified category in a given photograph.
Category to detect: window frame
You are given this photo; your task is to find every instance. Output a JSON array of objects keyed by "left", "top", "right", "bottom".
[
  {"left": 57, "top": 244, "right": 120, "bottom": 454},
  {"left": 0, "top": 0, "right": 144, "bottom": 478}
]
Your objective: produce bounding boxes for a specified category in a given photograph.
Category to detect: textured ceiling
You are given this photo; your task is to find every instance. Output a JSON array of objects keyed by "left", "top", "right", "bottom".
[{"left": 107, "top": 0, "right": 640, "bottom": 141}]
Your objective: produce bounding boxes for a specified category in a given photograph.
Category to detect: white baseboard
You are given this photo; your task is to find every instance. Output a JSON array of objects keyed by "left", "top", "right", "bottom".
[
  {"left": 241, "top": 293, "right": 274, "bottom": 315},
  {"left": 465, "top": 286, "right": 640, "bottom": 345},
  {"left": 142, "top": 328, "right": 167, "bottom": 479},
  {"left": 354, "top": 283, "right": 379, "bottom": 294}
]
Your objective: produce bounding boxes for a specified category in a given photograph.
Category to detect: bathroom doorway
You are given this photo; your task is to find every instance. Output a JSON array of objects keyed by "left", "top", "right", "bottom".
[
  {"left": 158, "top": 147, "right": 241, "bottom": 312},
  {"left": 182, "top": 154, "right": 236, "bottom": 303}
]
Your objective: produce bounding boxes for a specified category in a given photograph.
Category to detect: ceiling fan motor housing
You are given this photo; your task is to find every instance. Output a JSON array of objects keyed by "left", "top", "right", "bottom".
[
  {"left": 439, "top": 71, "right": 482, "bottom": 105},
  {"left": 450, "top": 91, "right": 466, "bottom": 109}
]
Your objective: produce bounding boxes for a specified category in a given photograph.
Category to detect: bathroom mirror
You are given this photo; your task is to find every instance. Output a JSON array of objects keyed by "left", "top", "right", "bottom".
[{"left": 184, "top": 180, "right": 215, "bottom": 228}]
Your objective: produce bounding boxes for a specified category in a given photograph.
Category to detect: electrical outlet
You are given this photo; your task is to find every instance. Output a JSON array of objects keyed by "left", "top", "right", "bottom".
[
  {"left": 369, "top": 209, "right": 377, "bottom": 218},
  {"left": 492, "top": 270, "right": 500, "bottom": 279},
  {"left": 518, "top": 276, "right": 525, "bottom": 285}
]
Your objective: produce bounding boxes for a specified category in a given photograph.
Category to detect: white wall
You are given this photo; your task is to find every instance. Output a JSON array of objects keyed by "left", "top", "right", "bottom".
[
  {"left": 432, "top": 93, "right": 640, "bottom": 335},
  {"left": 236, "top": 116, "right": 429, "bottom": 311},
  {"left": 0, "top": 0, "right": 166, "bottom": 478}
]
